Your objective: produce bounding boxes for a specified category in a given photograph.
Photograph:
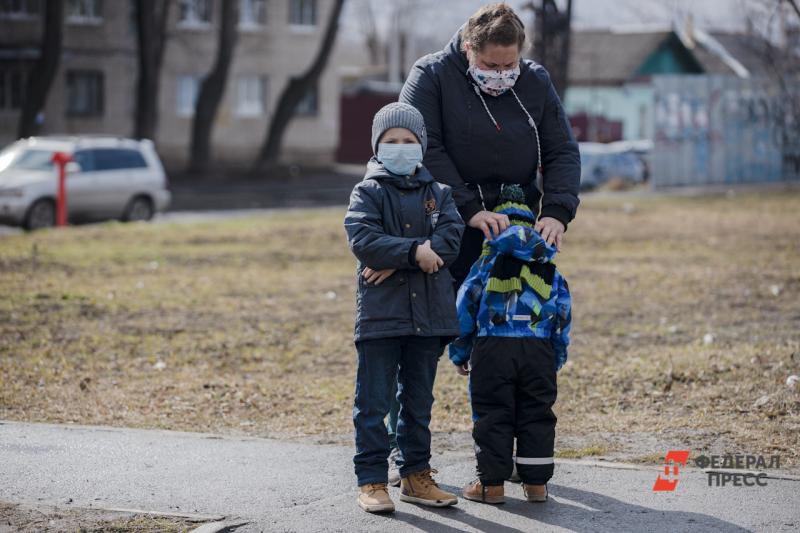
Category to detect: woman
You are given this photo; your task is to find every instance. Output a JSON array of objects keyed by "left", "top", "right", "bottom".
[{"left": 399, "top": 2, "right": 581, "bottom": 288}]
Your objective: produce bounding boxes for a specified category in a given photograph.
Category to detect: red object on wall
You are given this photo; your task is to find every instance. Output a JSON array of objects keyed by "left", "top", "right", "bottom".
[
  {"left": 51, "top": 151, "right": 73, "bottom": 227},
  {"left": 569, "top": 112, "right": 623, "bottom": 142},
  {"left": 336, "top": 85, "right": 401, "bottom": 164}
]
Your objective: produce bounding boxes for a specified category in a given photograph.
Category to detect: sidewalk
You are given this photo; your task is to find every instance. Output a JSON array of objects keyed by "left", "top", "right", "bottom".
[
  {"left": 167, "top": 171, "right": 360, "bottom": 212},
  {"left": 1, "top": 421, "right": 797, "bottom": 532}
]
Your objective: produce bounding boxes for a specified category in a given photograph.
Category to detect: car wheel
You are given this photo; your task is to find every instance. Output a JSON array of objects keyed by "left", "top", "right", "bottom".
[
  {"left": 23, "top": 199, "right": 56, "bottom": 231},
  {"left": 123, "top": 195, "right": 154, "bottom": 222}
]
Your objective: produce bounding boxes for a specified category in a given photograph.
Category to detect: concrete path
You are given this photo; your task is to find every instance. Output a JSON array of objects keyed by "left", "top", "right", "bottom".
[{"left": 1, "top": 421, "right": 797, "bottom": 532}]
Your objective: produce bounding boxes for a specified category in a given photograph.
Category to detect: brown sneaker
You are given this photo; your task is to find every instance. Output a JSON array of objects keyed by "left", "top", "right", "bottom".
[
  {"left": 358, "top": 483, "right": 395, "bottom": 513},
  {"left": 523, "top": 483, "right": 548, "bottom": 502},
  {"left": 400, "top": 468, "right": 458, "bottom": 507},
  {"left": 462, "top": 479, "right": 505, "bottom": 504}
]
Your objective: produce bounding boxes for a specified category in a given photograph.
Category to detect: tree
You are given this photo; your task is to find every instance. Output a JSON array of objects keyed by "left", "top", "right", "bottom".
[
  {"left": 787, "top": 0, "right": 800, "bottom": 19},
  {"left": 253, "top": 0, "right": 346, "bottom": 172},
  {"left": 523, "top": 0, "right": 573, "bottom": 98},
  {"left": 188, "top": 0, "right": 239, "bottom": 173},
  {"left": 17, "top": 0, "right": 64, "bottom": 139},
  {"left": 358, "top": 0, "right": 382, "bottom": 66},
  {"left": 134, "top": 0, "right": 172, "bottom": 140},
  {"left": 743, "top": 0, "right": 800, "bottom": 177}
]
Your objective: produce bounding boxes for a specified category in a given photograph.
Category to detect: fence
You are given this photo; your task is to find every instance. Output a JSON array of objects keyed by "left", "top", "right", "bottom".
[{"left": 651, "top": 74, "right": 800, "bottom": 187}]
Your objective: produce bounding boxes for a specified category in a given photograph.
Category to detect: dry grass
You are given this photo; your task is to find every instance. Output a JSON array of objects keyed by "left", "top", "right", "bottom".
[{"left": 1, "top": 190, "right": 798, "bottom": 467}]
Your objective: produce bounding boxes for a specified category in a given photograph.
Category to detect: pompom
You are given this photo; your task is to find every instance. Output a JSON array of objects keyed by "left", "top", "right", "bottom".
[{"left": 498, "top": 184, "right": 526, "bottom": 205}]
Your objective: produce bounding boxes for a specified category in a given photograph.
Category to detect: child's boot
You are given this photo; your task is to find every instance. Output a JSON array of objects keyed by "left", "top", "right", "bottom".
[
  {"left": 400, "top": 468, "right": 458, "bottom": 507},
  {"left": 523, "top": 483, "right": 548, "bottom": 502},
  {"left": 462, "top": 479, "right": 505, "bottom": 504},
  {"left": 358, "top": 483, "right": 395, "bottom": 513}
]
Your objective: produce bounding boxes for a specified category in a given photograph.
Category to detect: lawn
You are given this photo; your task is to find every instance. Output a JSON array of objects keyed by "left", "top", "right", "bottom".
[{"left": 1, "top": 190, "right": 798, "bottom": 469}]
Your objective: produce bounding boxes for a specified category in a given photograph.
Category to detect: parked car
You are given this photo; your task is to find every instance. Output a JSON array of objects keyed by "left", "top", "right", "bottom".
[
  {"left": 0, "top": 136, "right": 171, "bottom": 230},
  {"left": 578, "top": 141, "right": 648, "bottom": 190}
]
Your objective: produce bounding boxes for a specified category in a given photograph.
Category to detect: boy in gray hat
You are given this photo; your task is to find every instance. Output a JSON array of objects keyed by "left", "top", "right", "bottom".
[{"left": 344, "top": 102, "right": 465, "bottom": 513}]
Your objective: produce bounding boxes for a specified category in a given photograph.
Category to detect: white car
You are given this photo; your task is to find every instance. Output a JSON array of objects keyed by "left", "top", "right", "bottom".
[{"left": 0, "top": 136, "right": 171, "bottom": 230}]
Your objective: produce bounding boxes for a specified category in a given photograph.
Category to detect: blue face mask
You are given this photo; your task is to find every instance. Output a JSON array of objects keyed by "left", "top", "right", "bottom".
[{"left": 377, "top": 143, "right": 423, "bottom": 176}]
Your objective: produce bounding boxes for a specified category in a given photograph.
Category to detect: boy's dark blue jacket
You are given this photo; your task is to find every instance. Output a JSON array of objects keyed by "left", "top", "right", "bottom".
[
  {"left": 344, "top": 158, "right": 465, "bottom": 342},
  {"left": 399, "top": 26, "right": 581, "bottom": 228}
]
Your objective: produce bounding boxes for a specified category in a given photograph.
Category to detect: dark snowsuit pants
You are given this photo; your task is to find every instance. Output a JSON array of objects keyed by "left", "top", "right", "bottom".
[{"left": 469, "top": 336, "right": 558, "bottom": 486}]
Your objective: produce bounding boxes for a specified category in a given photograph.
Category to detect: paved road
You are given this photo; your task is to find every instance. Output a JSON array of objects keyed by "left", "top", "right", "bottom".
[{"left": 1, "top": 421, "right": 797, "bottom": 532}]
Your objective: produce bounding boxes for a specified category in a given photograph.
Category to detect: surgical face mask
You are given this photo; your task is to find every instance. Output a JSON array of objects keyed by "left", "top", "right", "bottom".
[
  {"left": 467, "top": 64, "right": 521, "bottom": 97},
  {"left": 376, "top": 143, "right": 422, "bottom": 176}
]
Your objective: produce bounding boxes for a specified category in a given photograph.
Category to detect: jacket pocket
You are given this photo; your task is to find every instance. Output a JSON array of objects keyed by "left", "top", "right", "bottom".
[{"left": 358, "top": 272, "right": 410, "bottom": 323}]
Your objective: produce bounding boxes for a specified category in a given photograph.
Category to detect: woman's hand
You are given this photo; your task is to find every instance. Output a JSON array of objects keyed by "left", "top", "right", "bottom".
[
  {"left": 362, "top": 267, "right": 397, "bottom": 285},
  {"left": 535, "top": 217, "right": 565, "bottom": 250},
  {"left": 468, "top": 210, "right": 510, "bottom": 240},
  {"left": 455, "top": 362, "right": 470, "bottom": 376},
  {"left": 415, "top": 240, "right": 444, "bottom": 273}
]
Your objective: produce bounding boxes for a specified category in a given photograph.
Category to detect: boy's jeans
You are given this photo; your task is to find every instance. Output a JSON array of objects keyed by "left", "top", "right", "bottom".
[{"left": 353, "top": 335, "right": 441, "bottom": 486}]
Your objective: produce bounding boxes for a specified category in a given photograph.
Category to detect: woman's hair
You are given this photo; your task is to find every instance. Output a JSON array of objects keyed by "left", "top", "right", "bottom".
[{"left": 461, "top": 2, "right": 526, "bottom": 53}]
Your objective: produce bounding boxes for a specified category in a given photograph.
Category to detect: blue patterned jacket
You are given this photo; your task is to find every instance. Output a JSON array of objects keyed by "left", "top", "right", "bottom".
[{"left": 448, "top": 225, "right": 572, "bottom": 371}]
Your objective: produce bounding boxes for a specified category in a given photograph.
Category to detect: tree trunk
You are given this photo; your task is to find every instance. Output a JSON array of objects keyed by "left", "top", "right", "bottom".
[
  {"left": 188, "top": 0, "right": 239, "bottom": 173},
  {"left": 558, "top": 0, "right": 573, "bottom": 96},
  {"left": 253, "top": 0, "right": 346, "bottom": 173},
  {"left": 134, "top": 0, "right": 171, "bottom": 140},
  {"left": 532, "top": 0, "right": 572, "bottom": 98},
  {"left": 17, "top": 0, "right": 64, "bottom": 139}
]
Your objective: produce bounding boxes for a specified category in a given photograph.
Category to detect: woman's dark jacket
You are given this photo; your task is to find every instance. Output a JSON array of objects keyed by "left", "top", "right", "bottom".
[
  {"left": 399, "top": 28, "right": 581, "bottom": 228},
  {"left": 344, "top": 159, "right": 465, "bottom": 343}
]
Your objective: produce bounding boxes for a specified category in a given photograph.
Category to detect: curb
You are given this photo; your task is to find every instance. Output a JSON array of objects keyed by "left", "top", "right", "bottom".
[
  {"left": 189, "top": 520, "right": 250, "bottom": 533},
  {"left": 99, "top": 507, "right": 225, "bottom": 522}
]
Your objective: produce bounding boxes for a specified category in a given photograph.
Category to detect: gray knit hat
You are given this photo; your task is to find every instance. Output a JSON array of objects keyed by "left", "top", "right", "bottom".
[{"left": 371, "top": 102, "right": 428, "bottom": 156}]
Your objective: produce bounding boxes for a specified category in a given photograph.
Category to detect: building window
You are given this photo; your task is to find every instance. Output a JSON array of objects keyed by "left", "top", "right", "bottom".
[
  {"left": 239, "top": 0, "right": 266, "bottom": 28},
  {"left": 235, "top": 76, "right": 266, "bottom": 117},
  {"left": 176, "top": 75, "right": 200, "bottom": 116},
  {"left": 67, "top": 0, "right": 102, "bottom": 23},
  {"left": 65, "top": 70, "right": 104, "bottom": 117},
  {"left": 289, "top": 0, "right": 315, "bottom": 26},
  {"left": 0, "top": 0, "right": 39, "bottom": 19},
  {"left": 178, "top": 0, "right": 211, "bottom": 27},
  {"left": 296, "top": 84, "right": 317, "bottom": 116},
  {"left": 0, "top": 67, "right": 27, "bottom": 110}
]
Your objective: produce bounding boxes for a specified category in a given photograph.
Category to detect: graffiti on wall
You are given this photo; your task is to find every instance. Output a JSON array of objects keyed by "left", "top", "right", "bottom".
[{"left": 652, "top": 75, "right": 799, "bottom": 187}]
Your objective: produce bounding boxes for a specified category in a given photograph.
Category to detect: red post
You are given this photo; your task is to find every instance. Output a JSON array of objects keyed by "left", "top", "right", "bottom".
[{"left": 52, "top": 151, "right": 72, "bottom": 227}]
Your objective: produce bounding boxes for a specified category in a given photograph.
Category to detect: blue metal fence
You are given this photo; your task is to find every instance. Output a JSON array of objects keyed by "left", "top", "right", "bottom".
[{"left": 651, "top": 74, "right": 800, "bottom": 187}]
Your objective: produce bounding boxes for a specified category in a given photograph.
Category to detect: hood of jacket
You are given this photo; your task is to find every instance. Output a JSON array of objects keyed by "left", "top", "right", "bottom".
[
  {"left": 363, "top": 156, "right": 435, "bottom": 190},
  {"left": 488, "top": 225, "right": 557, "bottom": 264},
  {"left": 443, "top": 24, "right": 532, "bottom": 88},
  {"left": 444, "top": 25, "right": 469, "bottom": 73}
]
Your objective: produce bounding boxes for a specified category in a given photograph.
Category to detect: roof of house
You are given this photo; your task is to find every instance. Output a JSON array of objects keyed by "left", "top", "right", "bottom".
[
  {"left": 568, "top": 29, "right": 673, "bottom": 85},
  {"left": 568, "top": 27, "right": 775, "bottom": 85},
  {"left": 692, "top": 31, "right": 775, "bottom": 78}
]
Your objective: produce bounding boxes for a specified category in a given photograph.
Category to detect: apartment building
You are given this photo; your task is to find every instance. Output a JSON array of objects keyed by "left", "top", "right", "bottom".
[{"left": 0, "top": 0, "right": 366, "bottom": 171}]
